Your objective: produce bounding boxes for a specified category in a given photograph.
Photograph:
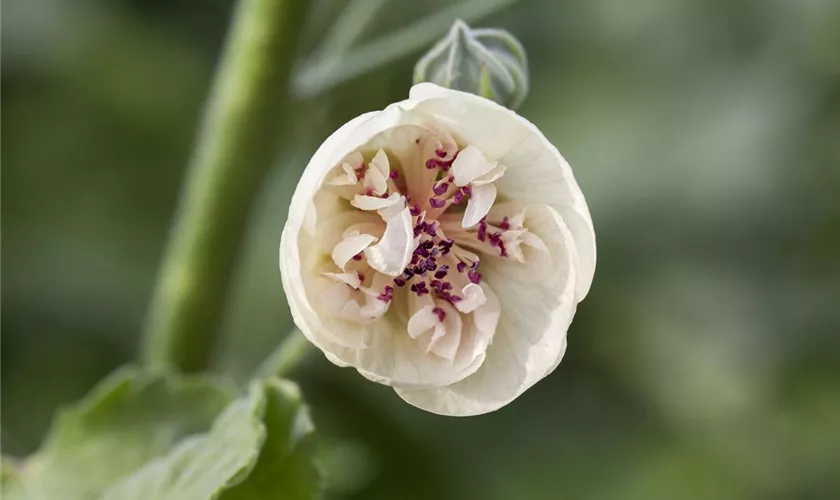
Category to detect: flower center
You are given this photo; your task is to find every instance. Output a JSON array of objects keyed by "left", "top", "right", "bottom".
[{"left": 318, "top": 128, "right": 547, "bottom": 357}]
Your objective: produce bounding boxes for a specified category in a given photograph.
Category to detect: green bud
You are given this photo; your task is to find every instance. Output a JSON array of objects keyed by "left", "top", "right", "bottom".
[{"left": 414, "top": 20, "right": 529, "bottom": 109}]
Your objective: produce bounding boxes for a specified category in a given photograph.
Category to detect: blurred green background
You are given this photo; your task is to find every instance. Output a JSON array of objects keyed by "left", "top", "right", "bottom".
[{"left": 3, "top": 0, "right": 840, "bottom": 498}]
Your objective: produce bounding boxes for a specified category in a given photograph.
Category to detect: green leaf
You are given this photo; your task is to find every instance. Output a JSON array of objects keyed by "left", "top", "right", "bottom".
[
  {"left": 101, "top": 378, "right": 320, "bottom": 500},
  {"left": 219, "top": 379, "right": 320, "bottom": 500},
  {"left": 99, "top": 383, "right": 267, "bottom": 500},
  {"left": 1, "top": 367, "right": 235, "bottom": 500}
]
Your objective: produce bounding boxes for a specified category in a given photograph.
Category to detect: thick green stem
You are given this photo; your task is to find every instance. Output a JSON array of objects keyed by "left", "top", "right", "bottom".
[{"left": 143, "top": 0, "right": 308, "bottom": 372}]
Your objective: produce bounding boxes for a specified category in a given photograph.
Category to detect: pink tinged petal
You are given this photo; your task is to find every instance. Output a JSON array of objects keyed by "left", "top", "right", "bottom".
[
  {"left": 332, "top": 233, "right": 378, "bottom": 270},
  {"left": 454, "top": 283, "right": 487, "bottom": 314},
  {"left": 462, "top": 183, "right": 497, "bottom": 228},
  {"left": 450, "top": 145, "right": 499, "bottom": 187},
  {"left": 364, "top": 207, "right": 416, "bottom": 276}
]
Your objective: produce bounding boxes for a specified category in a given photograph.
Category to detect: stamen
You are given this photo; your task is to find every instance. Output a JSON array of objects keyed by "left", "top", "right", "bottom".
[
  {"left": 389, "top": 170, "right": 399, "bottom": 179},
  {"left": 434, "top": 265, "right": 449, "bottom": 279},
  {"left": 410, "top": 281, "right": 429, "bottom": 296},
  {"left": 500, "top": 216, "right": 510, "bottom": 230},
  {"left": 456, "top": 261, "right": 467, "bottom": 273},
  {"left": 432, "top": 307, "right": 446, "bottom": 321},
  {"left": 435, "top": 149, "right": 447, "bottom": 158},
  {"left": 377, "top": 286, "right": 394, "bottom": 302},
  {"left": 433, "top": 182, "right": 448, "bottom": 195},
  {"left": 352, "top": 253, "right": 363, "bottom": 261},
  {"left": 429, "top": 197, "right": 445, "bottom": 208},
  {"left": 468, "top": 261, "right": 482, "bottom": 284}
]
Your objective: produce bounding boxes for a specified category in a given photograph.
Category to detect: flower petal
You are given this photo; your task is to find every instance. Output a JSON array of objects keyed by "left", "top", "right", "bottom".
[
  {"left": 462, "top": 183, "right": 496, "bottom": 228},
  {"left": 364, "top": 207, "right": 415, "bottom": 276},
  {"left": 409, "top": 82, "right": 595, "bottom": 300},
  {"left": 395, "top": 205, "right": 578, "bottom": 416},
  {"left": 331, "top": 233, "right": 377, "bottom": 270},
  {"left": 450, "top": 145, "right": 498, "bottom": 187}
]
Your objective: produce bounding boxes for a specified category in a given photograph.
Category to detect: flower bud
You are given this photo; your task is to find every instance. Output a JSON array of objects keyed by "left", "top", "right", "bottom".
[{"left": 414, "top": 20, "right": 529, "bottom": 109}]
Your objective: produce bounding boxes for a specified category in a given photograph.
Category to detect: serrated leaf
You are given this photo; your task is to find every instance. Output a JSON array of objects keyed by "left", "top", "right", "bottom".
[
  {"left": 99, "top": 383, "right": 268, "bottom": 500},
  {"left": 219, "top": 379, "right": 320, "bottom": 500},
  {"left": 2, "top": 367, "right": 235, "bottom": 500}
]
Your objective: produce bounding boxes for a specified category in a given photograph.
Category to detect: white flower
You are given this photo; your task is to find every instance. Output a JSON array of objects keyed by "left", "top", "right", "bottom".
[{"left": 280, "top": 83, "right": 595, "bottom": 416}]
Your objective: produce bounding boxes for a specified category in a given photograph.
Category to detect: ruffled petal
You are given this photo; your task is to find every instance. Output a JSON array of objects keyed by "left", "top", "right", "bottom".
[
  {"left": 395, "top": 205, "right": 577, "bottom": 416},
  {"left": 409, "top": 82, "right": 595, "bottom": 300}
]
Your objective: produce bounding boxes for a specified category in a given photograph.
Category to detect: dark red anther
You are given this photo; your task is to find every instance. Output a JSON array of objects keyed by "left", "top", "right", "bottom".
[
  {"left": 394, "top": 277, "right": 406, "bottom": 287},
  {"left": 477, "top": 220, "right": 488, "bottom": 241},
  {"left": 429, "top": 197, "right": 445, "bottom": 208},
  {"left": 453, "top": 190, "right": 464, "bottom": 204},
  {"left": 425, "top": 159, "right": 438, "bottom": 169},
  {"left": 377, "top": 285, "right": 394, "bottom": 302},
  {"left": 463, "top": 184, "right": 473, "bottom": 196},
  {"left": 456, "top": 262, "right": 467, "bottom": 273},
  {"left": 434, "top": 265, "right": 449, "bottom": 279},
  {"left": 433, "top": 182, "right": 448, "bottom": 195},
  {"left": 357, "top": 272, "right": 365, "bottom": 282},
  {"left": 435, "top": 149, "right": 447, "bottom": 158},
  {"left": 389, "top": 170, "right": 399, "bottom": 179},
  {"left": 409, "top": 204, "right": 421, "bottom": 216},
  {"left": 468, "top": 269, "right": 482, "bottom": 284},
  {"left": 425, "top": 222, "right": 437, "bottom": 237},
  {"left": 432, "top": 307, "right": 446, "bottom": 321},
  {"left": 500, "top": 216, "right": 510, "bottom": 230},
  {"left": 352, "top": 253, "right": 363, "bottom": 261}
]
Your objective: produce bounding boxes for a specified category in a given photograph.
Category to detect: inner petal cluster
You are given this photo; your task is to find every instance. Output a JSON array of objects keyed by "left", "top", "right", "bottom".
[{"left": 317, "top": 128, "right": 550, "bottom": 361}]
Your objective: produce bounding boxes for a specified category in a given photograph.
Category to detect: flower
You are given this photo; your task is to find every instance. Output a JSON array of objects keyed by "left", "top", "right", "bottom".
[{"left": 280, "top": 83, "right": 595, "bottom": 416}]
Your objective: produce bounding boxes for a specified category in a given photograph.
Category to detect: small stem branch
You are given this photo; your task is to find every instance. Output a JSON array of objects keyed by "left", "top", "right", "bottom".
[
  {"left": 293, "top": 0, "right": 523, "bottom": 98},
  {"left": 142, "top": 0, "right": 309, "bottom": 372},
  {"left": 253, "top": 330, "right": 311, "bottom": 380}
]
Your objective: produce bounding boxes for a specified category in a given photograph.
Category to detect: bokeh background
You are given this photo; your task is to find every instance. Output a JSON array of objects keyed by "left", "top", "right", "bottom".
[{"left": 3, "top": 0, "right": 840, "bottom": 498}]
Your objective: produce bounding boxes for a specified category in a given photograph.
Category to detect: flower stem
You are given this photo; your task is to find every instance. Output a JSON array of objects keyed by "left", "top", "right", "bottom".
[
  {"left": 142, "top": 0, "right": 309, "bottom": 372},
  {"left": 253, "top": 330, "right": 312, "bottom": 380}
]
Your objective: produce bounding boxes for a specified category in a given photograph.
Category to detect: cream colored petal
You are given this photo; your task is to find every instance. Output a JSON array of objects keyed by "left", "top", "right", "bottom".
[
  {"left": 450, "top": 145, "right": 498, "bottom": 187},
  {"left": 462, "top": 183, "right": 497, "bottom": 228},
  {"left": 395, "top": 205, "right": 578, "bottom": 416},
  {"left": 364, "top": 207, "right": 415, "bottom": 276},
  {"left": 408, "top": 82, "right": 595, "bottom": 300},
  {"left": 332, "top": 233, "right": 377, "bottom": 270},
  {"left": 351, "top": 192, "right": 401, "bottom": 211}
]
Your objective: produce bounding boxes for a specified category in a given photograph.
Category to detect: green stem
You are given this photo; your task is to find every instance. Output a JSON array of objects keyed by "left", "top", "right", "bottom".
[
  {"left": 142, "top": 0, "right": 309, "bottom": 372},
  {"left": 253, "top": 330, "right": 311, "bottom": 380}
]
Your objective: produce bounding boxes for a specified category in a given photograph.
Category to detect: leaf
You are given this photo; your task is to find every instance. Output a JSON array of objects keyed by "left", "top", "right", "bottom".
[
  {"left": 1, "top": 367, "right": 235, "bottom": 500},
  {"left": 101, "top": 378, "right": 320, "bottom": 500},
  {"left": 219, "top": 379, "right": 320, "bottom": 500},
  {"left": 99, "top": 383, "right": 267, "bottom": 500}
]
